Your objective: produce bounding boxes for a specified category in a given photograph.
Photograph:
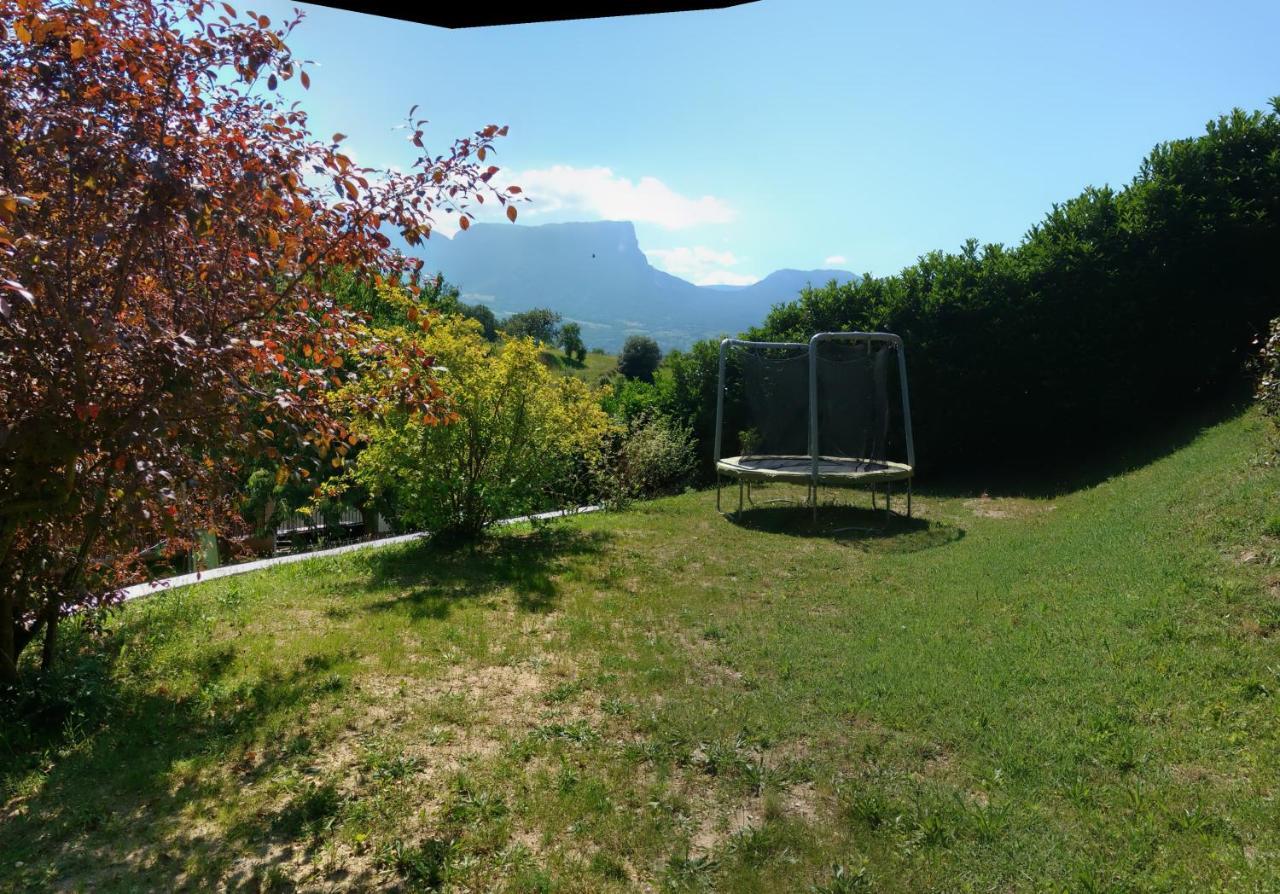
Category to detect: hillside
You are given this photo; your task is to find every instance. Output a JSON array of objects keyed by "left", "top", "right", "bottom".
[
  {"left": 399, "top": 220, "right": 856, "bottom": 352},
  {"left": 5, "top": 407, "right": 1278, "bottom": 890},
  {"left": 538, "top": 346, "right": 618, "bottom": 384}
]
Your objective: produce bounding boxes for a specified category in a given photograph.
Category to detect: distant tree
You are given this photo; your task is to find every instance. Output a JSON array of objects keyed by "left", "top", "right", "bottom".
[
  {"left": 459, "top": 302, "right": 500, "bottom": 341},
  {"left": 502, "top": 307, "right": 562, "bottom": 344},
  {"left": 560, "top": 322, "right": 587, "bottom": 363},
  {"left": 619, "top": 335, "right": 662, "bottom": 383}
]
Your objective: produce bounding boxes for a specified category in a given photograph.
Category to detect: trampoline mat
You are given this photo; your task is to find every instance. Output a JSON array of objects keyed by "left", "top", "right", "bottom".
[{"left": 717, "top": 455, "right": 913, "bottom": 485}]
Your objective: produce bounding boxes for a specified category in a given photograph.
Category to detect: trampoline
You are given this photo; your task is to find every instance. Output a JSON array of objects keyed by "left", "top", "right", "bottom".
[{"left": 713, "top": 332, "right": 916, "bottom": 519}]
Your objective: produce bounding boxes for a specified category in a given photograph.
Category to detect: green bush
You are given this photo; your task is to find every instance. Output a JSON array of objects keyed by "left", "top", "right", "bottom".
[
  {"left": 340, "top": 315, "right": 612, "bottom": 539},
  {"left": 619, "top": 335, "right": 662, "bottom": 383},
  {"left": 591, "top": 410, "right": 696, "bottom": 509},
  {"left": 666, "top": 100, "right": 1280, "bottom": 477},
  {"left": 602, "top": 376, "right": 662, "bottom": 426}
]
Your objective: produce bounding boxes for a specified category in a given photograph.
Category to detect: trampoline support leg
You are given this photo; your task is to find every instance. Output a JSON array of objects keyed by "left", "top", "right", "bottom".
[
  {"left": 871, "top": 486, "right": 877, "bottom": 512},
  {"left": 811, "top": 483, "right": 817, "bottom": 524},
  {"left": 886, "top": 482, "right": 892, "bottom": 519},
  {"left": 738, "top": 480, "right": 744, "bottom": 515},
  {"left": 907, "top": 480, "right": 912, "bottom": 518},
  {"left": 716, "top": 474, "right": 721, "bottom": 513}
]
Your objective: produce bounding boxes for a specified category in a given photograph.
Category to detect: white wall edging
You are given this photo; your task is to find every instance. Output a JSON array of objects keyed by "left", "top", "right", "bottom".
[{"left": 118, "top": 504, "right": 602, "bottom": 604}]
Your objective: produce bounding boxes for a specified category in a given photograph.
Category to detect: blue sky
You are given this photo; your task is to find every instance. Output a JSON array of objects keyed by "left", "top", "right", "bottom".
[{"left": 254, "top": 0, "right": 1279, "bottom": 285}]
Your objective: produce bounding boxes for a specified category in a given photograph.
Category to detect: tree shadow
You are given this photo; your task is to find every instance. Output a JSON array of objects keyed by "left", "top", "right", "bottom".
[
  {"left": 0, "top": 524, "right": 615, "bottom": 889},
  {"left": 361, "top": 523, "right": 610, "bottom": 619},
  {"left": 0, "top": 635, "right": 354, "bottom": 891},
  {"left": 917, "top": 387, "right": 1256, "bottom": 500}
]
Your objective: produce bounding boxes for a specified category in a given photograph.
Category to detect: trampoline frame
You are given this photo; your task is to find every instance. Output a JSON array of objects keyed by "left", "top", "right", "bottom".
[{"left": 713, "top": 332, "right": 916, "bottom": 521}]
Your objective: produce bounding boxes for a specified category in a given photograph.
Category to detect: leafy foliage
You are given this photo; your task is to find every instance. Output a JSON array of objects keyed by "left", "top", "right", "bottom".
[
  {"left": 619, "top": 335, "right": 662, "bottom": 383},
  {"left": 559, "top": 321, "right": 587, "bottom": 364},
  {"left": 338, "top": 314, "right": 613, "bottom": 539},
  {"left": 1254, "top": 316, "right": 1280, "bottom": 452},
  {"left": 501, "top": 307, "right": 561, "bottom": 345},
  {"left": 0, "top": 0, "right": 522, "bottom": 680},
  {"left": 590, "top": 410, "right": 696, "bottom": 510},
  {"left": 665, "top": 100, "right": 1280, "bottom": 477}
]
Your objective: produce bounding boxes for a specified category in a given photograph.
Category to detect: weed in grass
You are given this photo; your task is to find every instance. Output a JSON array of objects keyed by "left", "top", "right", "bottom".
[
  {"left": 506, "top": 864, "right": 556, "bottom": 893},
  {"left": 810, "top": 860, "right": 871, "bottom": 893},
  {"left": 840, "top": 784, "right": 891, "bottom": 831},
  {"left": 444, "top": 776, "right": 509, "bottom": 827},
  {"left": 544, "top": 680, "right": 583, "bottom": 704},
  {"left": 217, "top": 582, "right": 245, "bottom": 612},
  {"left": 726, "top": 820, "right": 801, "bottom": 868},
  {"left": 590, "top": 851, "right": 630, "bottom": 882},
  {"left": 379, "top": 836, "right": 454, "bottom": 891},
  {"left": 529, "top": 720, "right": 599, "bottom": 745},
  {"left": 360, "top": 741, "right": 422, "bottom": 784},
  {"left": 601, "top": 696, "right": 632, "bottom": 716},
  {"left": 271, "top": 779, "right": 343, "bottom": 839},
  {"left": 965, "top": 800, "right": 1009, "bottom": 844},
  {"left": 662, "top": 851, "right": 719, "bottom": 891}
]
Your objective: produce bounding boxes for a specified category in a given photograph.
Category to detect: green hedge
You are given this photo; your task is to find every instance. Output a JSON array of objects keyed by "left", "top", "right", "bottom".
[{"left": 661, "top": 100, "right": 1280, "bottom": 478}]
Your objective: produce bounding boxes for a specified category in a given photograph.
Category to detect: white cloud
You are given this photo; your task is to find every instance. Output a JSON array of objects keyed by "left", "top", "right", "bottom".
[
  {"left": 500, "top": 165, "right": 735, "bottom": 230},
  {"left": 646, "top": 246, "right": 759, "bottom": 287},
  {"left": 695, "top": 270, "right": 760, "bottom": 287},
  {"left": 824, "top": 254, "right": 847, "bottom": 266}
]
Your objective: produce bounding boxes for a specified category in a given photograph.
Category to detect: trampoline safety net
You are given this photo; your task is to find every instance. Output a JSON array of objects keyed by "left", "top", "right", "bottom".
[{"left": 714, "top": 332, "right": 915, "bottom": 510}]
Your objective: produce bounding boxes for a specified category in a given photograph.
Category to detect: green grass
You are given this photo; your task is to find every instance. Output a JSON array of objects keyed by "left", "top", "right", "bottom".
[
  {"left": 4, "top": 409, "right": 1280, "bottom": 891},
  {"left": 539, "top": 347, "right": 618, "bottom": 384}
]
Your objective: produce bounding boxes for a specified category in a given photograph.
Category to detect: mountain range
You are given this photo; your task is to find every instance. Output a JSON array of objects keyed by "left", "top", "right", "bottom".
[{"left": 398, "top": 220, "right": 857, "bottom": 352}]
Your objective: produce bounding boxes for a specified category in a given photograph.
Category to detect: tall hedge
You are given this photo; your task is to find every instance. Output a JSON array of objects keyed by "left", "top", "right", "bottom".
[{"left": 663, "top": 100, "right": 1280, "bottom": 478}]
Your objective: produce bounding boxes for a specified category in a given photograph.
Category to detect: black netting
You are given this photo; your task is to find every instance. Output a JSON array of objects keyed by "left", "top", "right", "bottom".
[
  {"left": 718, "top": 336, "right": 908, "bottom": 469},
  {"left": 815, "top": 338, "right": 894, "bottom": 461},
  {"left": 737, "top": 347, "right": 809, "bottom": 457}
]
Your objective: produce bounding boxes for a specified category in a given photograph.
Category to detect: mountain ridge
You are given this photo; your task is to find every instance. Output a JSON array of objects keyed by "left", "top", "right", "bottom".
[{"left": 396, "top": 219, "right": 857, "bottom": 351}]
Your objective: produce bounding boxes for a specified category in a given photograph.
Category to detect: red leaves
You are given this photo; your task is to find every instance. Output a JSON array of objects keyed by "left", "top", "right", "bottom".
[
  {"left": 0, "top": 0, "right": 522, "bottom": 663},
  {"left": 506, "top": 205, "right": 518, "bottom": 223}
]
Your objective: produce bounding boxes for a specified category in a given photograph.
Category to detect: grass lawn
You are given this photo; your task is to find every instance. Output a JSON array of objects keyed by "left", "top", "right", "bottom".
[
  {"left": 539, "top": 348, "right": 618, "bottom": 385},
  {"left": 3, "top": 408, "right": 1280, "bottom": 892}
]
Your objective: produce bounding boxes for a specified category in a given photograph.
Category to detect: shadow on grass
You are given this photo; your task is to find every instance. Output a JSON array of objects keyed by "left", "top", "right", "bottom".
[
  {"left": 725, "top": 503, "right": 964, "bottom": 553},
  {"left": 361, "top": 523, "right": 611, "bottom": 618},
  {"left": 0, "top": 632, "right": 352, "bottom": 891},
  {"left": 917, "top": 386, "right": 1256, "bottom": 500},
  {"left": 0, "top": 524, "right": 610, "bottom": 890}
]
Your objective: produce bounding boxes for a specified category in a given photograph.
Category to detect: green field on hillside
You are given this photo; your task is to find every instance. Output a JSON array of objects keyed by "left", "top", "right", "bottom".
[
  {"left": 538, "top": 348, "right": 619, "bottom": 385},
  {"left": 3, "top": 408, "right": 1279, "bottom": 892}
]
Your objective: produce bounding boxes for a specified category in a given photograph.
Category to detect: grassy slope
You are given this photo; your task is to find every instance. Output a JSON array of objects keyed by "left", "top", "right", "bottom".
[
  {"left": 538, "top": 348, "right": 618, "bottom": 385},
  {"left": 3, "top": 410, "right": 1280, "bottom": 892}
]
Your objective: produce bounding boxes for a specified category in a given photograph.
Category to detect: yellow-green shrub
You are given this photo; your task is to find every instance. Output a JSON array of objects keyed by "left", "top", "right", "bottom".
[{"left": 340, "top": 315, "right": 613, "bottom": 538}]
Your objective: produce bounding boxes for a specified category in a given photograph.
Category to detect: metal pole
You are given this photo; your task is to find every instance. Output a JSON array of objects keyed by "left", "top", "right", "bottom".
[
  {"left": 714, "top": 338, "right": 728, "bottom": 471},
  {"left": 895, "top": 337, "right": 916, "bottom": 472},
  {"left": 809, "top": 333, "right": 821, "bottom": 523}
]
